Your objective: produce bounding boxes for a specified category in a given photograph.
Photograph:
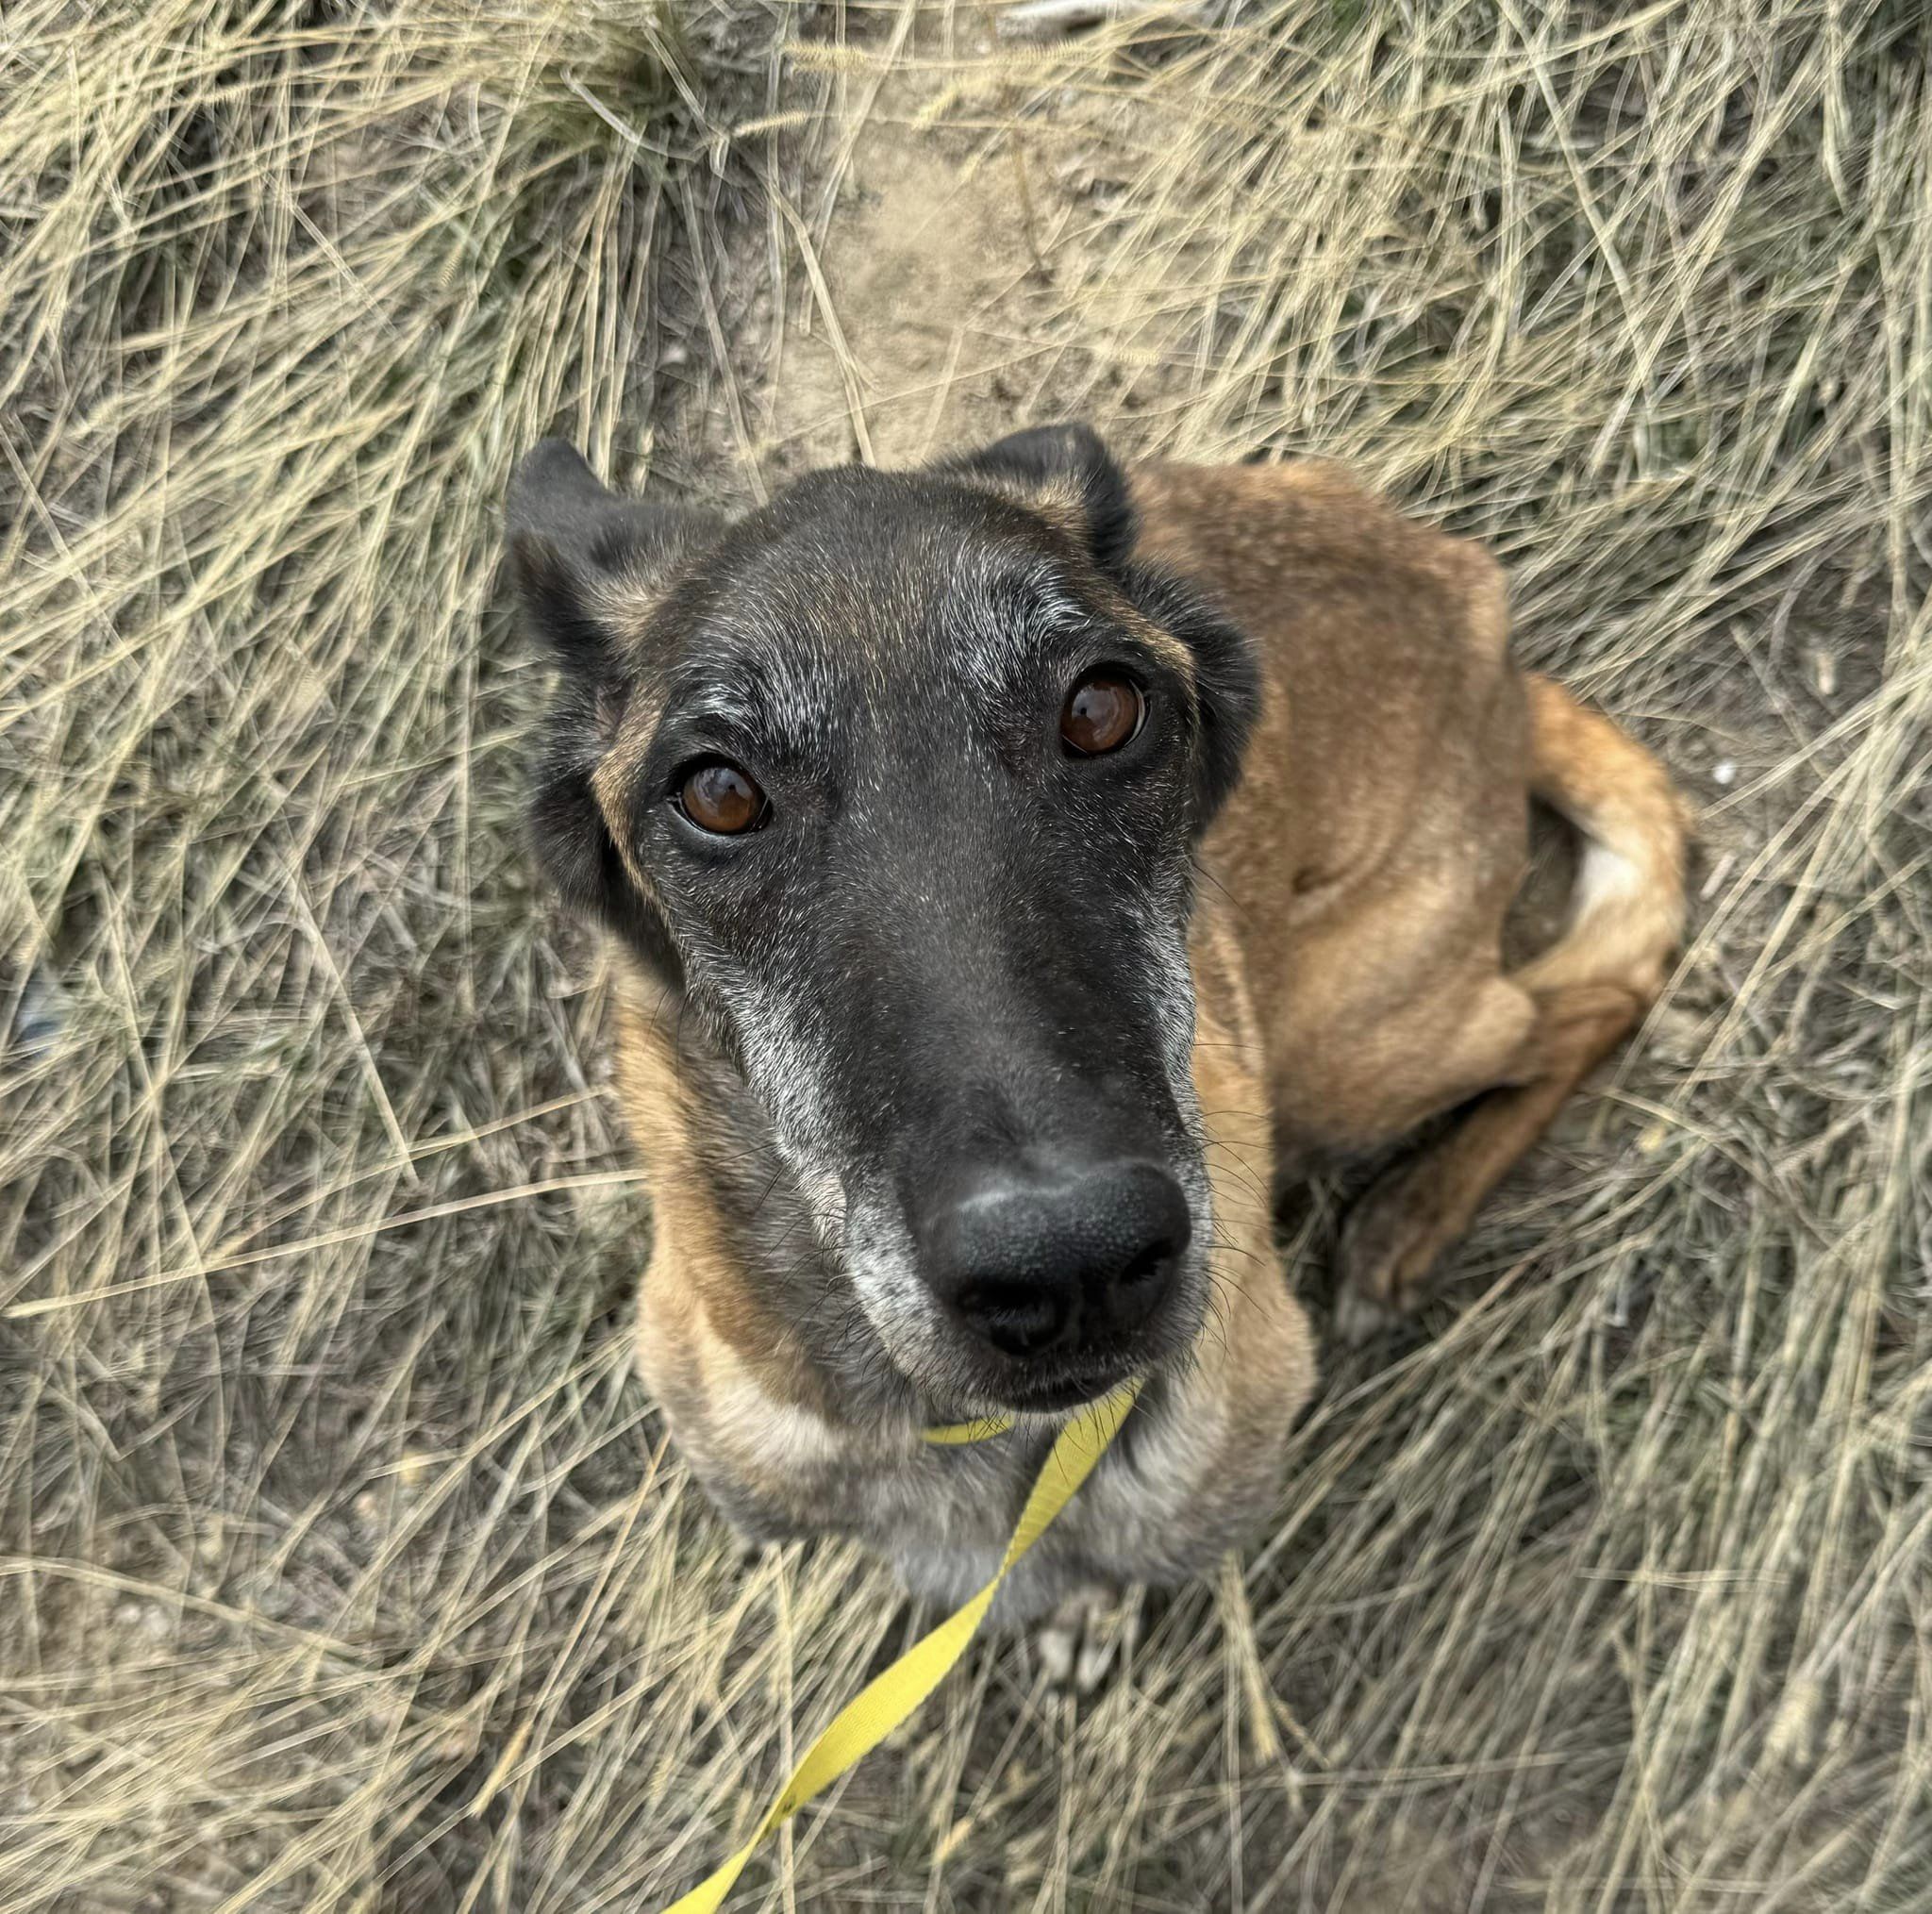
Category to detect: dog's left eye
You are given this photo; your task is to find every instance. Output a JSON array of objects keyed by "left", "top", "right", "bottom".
[
  {"left": 1061, "top": 671, "right": 1145, "bottom": 757},
  {"left": 675, "top": 759, "right": 769, "bottom": 836}
]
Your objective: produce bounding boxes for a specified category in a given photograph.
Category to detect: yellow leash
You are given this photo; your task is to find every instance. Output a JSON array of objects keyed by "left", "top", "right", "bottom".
[
  {"left": 659, "top": 1375, "right": 1143, "bottom": 1914},
  {"left": 915, "top": 1407, "right": 1018, "bottom": 1446}
]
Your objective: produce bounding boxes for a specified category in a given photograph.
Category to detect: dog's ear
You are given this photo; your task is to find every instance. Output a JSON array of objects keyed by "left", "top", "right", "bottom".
[
  {"left": 506, "top": 439, "right": 714, "bottom": 679},
  {"left": 940, "top": 423, "right": 1135, "bottom": 573},
  {"left": 505, "top": 441, "right": 716, "bottom": 970}
]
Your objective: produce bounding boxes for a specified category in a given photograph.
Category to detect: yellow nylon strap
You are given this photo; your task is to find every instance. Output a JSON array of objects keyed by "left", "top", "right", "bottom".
[
  {"left": 917, "top": 1408, "right": 1017, "bottom": 1445},
  {"left": 659, "top": 1376, "right": 1142, "bottom": 1914}
]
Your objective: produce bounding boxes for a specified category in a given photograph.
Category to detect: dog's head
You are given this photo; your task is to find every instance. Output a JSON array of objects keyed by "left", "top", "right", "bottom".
[{"left": 508, "top": 425, "right": 1257, "bottom": 1415}]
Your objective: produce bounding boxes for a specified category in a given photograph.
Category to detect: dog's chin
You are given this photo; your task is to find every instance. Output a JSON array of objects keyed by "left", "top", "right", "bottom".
[
  {"left": 924, "top": 1290, "right": 1206, "bottom": 1419},
  {"left": 985, "top": 1361, "right": 1138, "bottom": 1416}
]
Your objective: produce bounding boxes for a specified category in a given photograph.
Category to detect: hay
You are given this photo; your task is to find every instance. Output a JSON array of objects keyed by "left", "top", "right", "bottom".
[{"left": 3, "top": 0, "right": 1927, "bottom": 1907}]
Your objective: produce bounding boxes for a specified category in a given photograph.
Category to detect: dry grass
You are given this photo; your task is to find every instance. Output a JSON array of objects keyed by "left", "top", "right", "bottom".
[{"left": 4, "top": 0, "right": 1929, "bottom": 1908}]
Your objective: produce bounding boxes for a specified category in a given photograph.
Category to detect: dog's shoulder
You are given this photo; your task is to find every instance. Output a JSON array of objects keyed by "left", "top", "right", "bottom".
[
  {"left": 1128, "top": 457, "right": 1509, "bottom": 666},
  {"left": 1134, "top": 458, "right": 1527, "bottom": 884}
]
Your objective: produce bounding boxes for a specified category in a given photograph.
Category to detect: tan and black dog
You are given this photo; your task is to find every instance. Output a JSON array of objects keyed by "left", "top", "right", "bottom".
[{"left": 506, "top": 425, "right": 1685, "bottom": 1661}]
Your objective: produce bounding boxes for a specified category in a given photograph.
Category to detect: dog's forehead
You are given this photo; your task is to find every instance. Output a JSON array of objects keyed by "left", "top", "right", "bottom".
[{"left": 670, "top": 474, "right": 1084, "bottom": 709}]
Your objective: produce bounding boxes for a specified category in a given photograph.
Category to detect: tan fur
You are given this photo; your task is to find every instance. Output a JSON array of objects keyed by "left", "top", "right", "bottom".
[
  {"left": 1182, "top": 890, "right": 1317, "bottom": 1461},
  {"left": 610, "top": 453, "right": 1685, "bottom": 1601},
  {"left": 614, "top": 975, "right": 831, "bottom": 1424},
  {"left": 1131, "top": 459, "right": 1688, "bottom": 1333}
]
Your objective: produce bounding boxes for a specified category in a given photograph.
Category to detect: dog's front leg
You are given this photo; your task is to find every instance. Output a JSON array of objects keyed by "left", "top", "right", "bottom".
[{"left": 1032, "top": 1584, "right": 1143, "bottom": 1693}]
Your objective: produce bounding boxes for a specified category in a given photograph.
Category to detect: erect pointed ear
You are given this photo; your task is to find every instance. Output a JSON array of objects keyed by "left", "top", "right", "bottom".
[
  {"left": 504, "top": 441, "right": 718, "bottom": 975},
  {"left": 938, "top": 423, "right": 1135, "bottom": 573},
  {"left": 505, "top": 440, "right": 718, "bottom": 682}
]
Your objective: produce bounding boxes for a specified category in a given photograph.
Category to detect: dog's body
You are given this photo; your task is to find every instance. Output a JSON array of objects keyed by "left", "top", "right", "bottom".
[{"left": 508, "top": 430, "right": 1684, "bottom": 1629}]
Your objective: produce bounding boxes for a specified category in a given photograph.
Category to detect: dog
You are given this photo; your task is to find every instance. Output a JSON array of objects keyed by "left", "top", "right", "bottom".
[{"left": 505, "top": 424, "right": 1686, "bottom": 1661}]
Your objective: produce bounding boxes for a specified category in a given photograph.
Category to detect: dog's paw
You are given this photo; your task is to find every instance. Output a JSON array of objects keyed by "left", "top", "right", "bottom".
[
  {"left": 996, "top": 0, "right": 1213, "bottom": 40},
  {"left": 1334, "top": 1172, "right": 1444, "bottom": 1345},
  {"left": 1331, "top": 1278, "right": 1406, "bottom": 1347},
  {"left": 1032, "top": 1586, "right": 1140, "bottom": 1694}
]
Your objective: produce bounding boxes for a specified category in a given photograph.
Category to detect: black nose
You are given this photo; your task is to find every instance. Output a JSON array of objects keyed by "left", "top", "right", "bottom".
[{"left": 924, "top": 1158, "right": 1192, "bottom": 1361}]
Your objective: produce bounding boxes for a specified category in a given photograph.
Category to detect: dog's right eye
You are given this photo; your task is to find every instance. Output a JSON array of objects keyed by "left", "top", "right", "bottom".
[
  {"left": 1061, "top": 671, "right": 1145, "bottom": 757},
  {"left": 675, "top": 759, "right": 768, "bottom": 836}
]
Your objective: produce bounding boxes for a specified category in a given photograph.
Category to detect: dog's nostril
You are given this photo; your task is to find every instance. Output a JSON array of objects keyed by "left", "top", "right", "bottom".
[
  {"left": 1117, "top": 1241, "right": 1172, "bottom": 1290},
  {"left": 957, "top": 1280, "right": 1070, "bottom": 1357},
  {"left": 1102, "top": 1240, "right": 1174, "bottom": 1336}
]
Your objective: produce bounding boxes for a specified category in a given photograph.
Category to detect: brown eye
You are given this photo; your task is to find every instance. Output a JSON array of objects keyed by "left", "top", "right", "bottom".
[
  {"left": 677, "top": 760, "right": 767, "bottom": 835},
  {"left": 1060, "top": 672, "right": 1144, "bottom": 756}
]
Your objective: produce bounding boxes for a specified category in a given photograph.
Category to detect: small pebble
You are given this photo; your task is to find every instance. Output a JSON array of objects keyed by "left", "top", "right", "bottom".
[
  {"left": 9, "top": 970, "right": 71, "bottom": 1055},
  {"left": 1712, "top": 760, "right": 1737, "bottom": 786}
]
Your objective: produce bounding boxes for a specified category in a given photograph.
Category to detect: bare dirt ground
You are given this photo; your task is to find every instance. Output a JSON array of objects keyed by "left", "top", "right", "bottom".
[{"left": 4, "top": 2, "right": 1929, "bottom": 1909}]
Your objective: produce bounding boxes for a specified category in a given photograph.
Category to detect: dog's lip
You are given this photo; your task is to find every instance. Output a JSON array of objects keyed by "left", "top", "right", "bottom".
[
  {"left": 1001, "top": 1373, "right": 1124, "bottom": 1414},
  {"left": 979, "top": 1357, "right": 1138, "bottom": 1416},
  {"left": 920, "top": 1354, "right": 1137, "bottom": 1425}
]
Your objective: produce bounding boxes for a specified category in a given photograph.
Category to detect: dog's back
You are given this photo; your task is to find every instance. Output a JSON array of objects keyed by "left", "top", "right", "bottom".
[{"left": 1133, "top": 458, "right": 1687, "bottom": 1333}]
